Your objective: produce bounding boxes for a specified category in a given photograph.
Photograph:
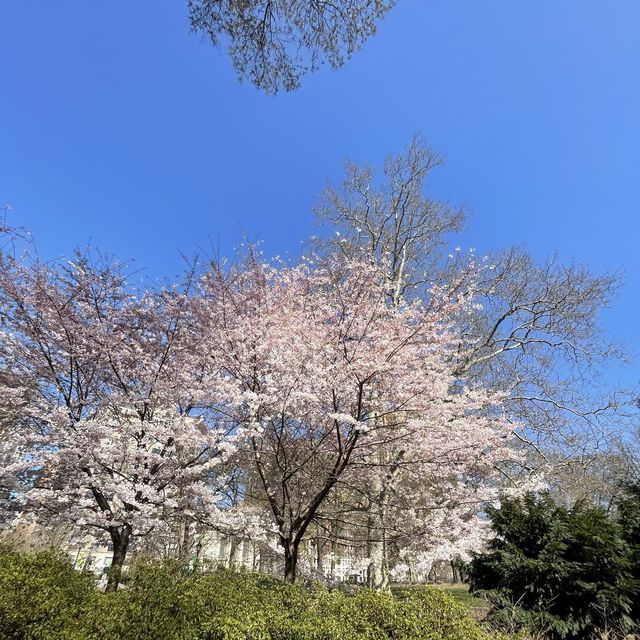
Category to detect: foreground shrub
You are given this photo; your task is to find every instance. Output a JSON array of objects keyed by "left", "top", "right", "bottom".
[
  {"left": 109, "top": 565, "right": 505, "bottom": 640},
  {"left": 0, "top": 544, "right": 95, "bottom": 639},
  {"left": 0, "top": 548, "right": 504, "bottom": 639},
  {"left": 469, "top": 493, "right": 638, "bottom": 640}
]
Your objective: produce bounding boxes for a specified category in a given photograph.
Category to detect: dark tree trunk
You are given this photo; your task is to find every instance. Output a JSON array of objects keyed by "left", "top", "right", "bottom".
[
  {"left": 283, "top": 538, "right": 299, "bottom": 583},
  {"left": 451, "top": 560, "right": 459, "bottom": 584},
  {"left": 105, "top": 525, "right": 131, "bottom": 592}
]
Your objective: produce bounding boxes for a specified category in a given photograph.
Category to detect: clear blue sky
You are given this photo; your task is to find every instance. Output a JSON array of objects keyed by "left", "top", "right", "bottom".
[{"left": 1, "top": 1, "right": 638, "bottom": 386}]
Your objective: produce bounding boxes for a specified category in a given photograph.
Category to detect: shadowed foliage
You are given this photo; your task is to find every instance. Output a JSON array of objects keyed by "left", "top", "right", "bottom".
[{"left": 469, "top": 493, "right": 638, "bottom": 639}]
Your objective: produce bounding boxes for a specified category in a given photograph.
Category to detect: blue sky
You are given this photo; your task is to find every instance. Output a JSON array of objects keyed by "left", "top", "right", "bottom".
[{"left": 1, "top": 1, "right": 638, "bottom": 386}]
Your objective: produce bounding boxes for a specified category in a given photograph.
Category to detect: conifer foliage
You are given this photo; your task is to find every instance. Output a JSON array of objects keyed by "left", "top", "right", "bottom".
[{"left": 469, "top": 493, "right": 638, "bottom": 639}]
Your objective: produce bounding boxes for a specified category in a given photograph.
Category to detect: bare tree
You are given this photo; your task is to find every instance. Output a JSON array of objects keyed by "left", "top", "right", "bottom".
[
  {"left": 188, "top": 0, "right": 397, "bottom": 93},
  {"left": 317, "top": 136, "right": 623, "bottom": 446},
  {"left": 316, "top": 134, "right": 464, "bottom": 306}
]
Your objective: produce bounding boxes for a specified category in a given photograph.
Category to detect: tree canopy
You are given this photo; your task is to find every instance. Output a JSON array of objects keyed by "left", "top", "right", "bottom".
[{"left": 188, "top": 0, "right": 397, "bottom": 93}]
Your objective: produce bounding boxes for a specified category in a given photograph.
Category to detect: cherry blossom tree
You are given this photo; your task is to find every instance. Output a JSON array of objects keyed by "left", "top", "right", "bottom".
[
  {"left": 0, "top": 250, "right": 238, "bottom": 591},
  {"left": 320, "top": 439, "right": 514, "bottom": 588},
  {"left": 390, "top": 512, "right": 491, "bottom": 583},
  {"left": 196, "top": 252, "right": 515, "bottom": 583}
]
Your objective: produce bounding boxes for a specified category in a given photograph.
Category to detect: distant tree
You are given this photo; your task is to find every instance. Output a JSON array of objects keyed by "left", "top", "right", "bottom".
[
  {"left": 469, "top": 493, "right": 637, "bottom": 639},
  {"left": 188, "top": 0, "right": 397, "bottom": 93},
  {"left": 315, "top": 136, "right": 464, "bottom": 306},
  {"left": 543, "top": 443, "right": 637, "bottom": 510}
]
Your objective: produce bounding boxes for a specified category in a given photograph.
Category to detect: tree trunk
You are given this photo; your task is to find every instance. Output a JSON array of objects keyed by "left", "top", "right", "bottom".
[
  {"left": 367, "top": 515, "right": 389, "bottom": 590},
  {"left": 177, "top": 520, "right": 191, "bottom": 561},
  {"left": 105, "top": 525, "right": 131, "bottom": 593},
  {"left": 367, "top": 449, "right": 404, "bottom": 591},
  {"left": 367, "top": 476, "right": 390, "bottom": 591},
  {"left": 283, "top": 538, "right": 299, "bottom": 583},
  {"left": 316, "top": 536, "right": 324, "bottom": 575},
  {"left": 451, "top": 560, "right": 459, "bottom": 584},
  {"left": 228, "top": 538, "right": 239, "bottom": 568}
]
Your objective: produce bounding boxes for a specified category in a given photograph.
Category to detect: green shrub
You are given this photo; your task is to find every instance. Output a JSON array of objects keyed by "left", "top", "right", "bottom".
[
  {"left": 396, "top": 588, "right": 499, "bottom": 640},
  {"left": 0, "top": 547, "right": 505, "bottom": 639},
  {"left": 106, "top": 562, "right": 504, "bottom": 640},
  {"left": 0, "top": 544, "right": 95, "bottom": 639}
]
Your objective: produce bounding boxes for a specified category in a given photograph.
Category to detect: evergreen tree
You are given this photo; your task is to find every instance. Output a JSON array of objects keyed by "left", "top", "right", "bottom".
[
  {"left": 616, "top": 483, "right": 640, "bottom": 622},
  {"left": 469, "top": 493, "right": 637, "bottom": 639}
]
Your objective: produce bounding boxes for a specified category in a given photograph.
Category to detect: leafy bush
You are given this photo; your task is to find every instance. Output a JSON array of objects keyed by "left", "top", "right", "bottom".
[
  {"left": 392, "top": 588, "right": 499, "bottom": 640},
  {"left": 0, "top": 544, "right": 95, "bottom": 639},
  {"left": 0, "top": 547, "right": 505, "bottom": 639},
  {"left": 469, "top": 493, "right": 638, "bottom": 640}
]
